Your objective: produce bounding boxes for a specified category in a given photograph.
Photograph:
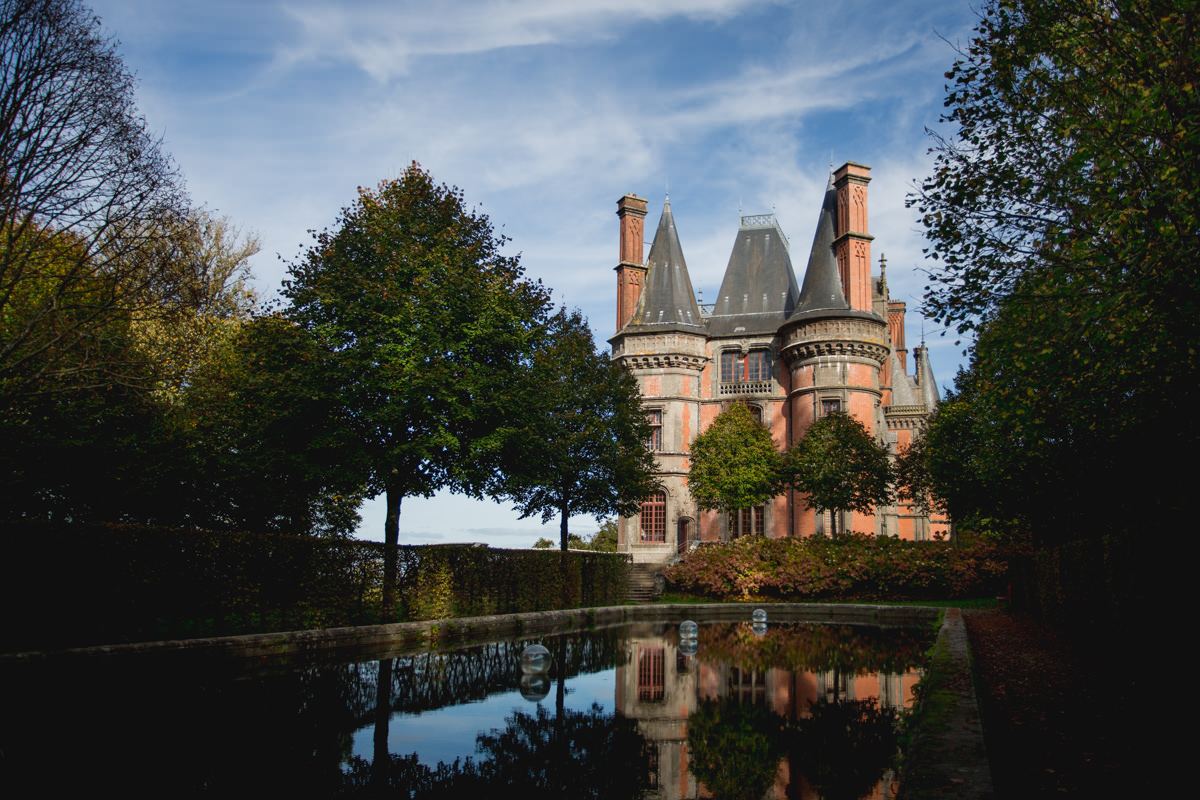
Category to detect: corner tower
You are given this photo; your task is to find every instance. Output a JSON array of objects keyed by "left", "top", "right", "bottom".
[
  {"left": 610, "top": 197, "right": 707, "bottom": 562},
  {"left": 779, "top": 165, "right": 891, "bottom": 537}
]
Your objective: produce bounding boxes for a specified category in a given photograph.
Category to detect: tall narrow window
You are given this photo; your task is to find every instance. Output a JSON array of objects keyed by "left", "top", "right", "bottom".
[
  {"left": 640, "top": 492, "right": 666, "bottom": 542},
  {"left": 731, "top": 505, "right": 765, "bottom": 538},
  {"left": 637, "top": 647, "right": 665, "bottom": 702},
  {"left": 646, "top": 409, "right": 663, "bottom": 451},
  {"left": 746, "top": 350, "right": 771, "bottom": 382}
]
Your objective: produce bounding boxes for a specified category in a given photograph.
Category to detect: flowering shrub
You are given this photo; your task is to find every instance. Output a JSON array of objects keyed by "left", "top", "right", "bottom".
[{"left": 662, "top": 534, "right": 1019, "bottom": 601}]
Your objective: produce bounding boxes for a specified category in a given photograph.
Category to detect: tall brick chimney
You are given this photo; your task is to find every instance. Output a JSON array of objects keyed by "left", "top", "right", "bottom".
[
  {"left": 615, "top": 194, "right": 648, "bottom": 330},
  {"left": 833, "top": 162, "right": 874, "bottom": 312}
]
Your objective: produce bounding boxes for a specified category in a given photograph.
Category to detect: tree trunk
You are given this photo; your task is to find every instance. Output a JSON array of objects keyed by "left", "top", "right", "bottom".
[
  {"left": 382, "top": 483, "right": 403, "bottom": 623},
  {"left": 559, "top": 498, "right": 570, "bottom": 552}
]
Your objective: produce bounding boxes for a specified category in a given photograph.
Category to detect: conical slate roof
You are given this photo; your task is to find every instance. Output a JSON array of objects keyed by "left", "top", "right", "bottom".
[
  {"left": 707, "top": 213, "right": 800, "bottom": 337},
  {"left": 789, "top": 174, "right": 851, "bottom": 319},
  {"left": 625, "top": 198, "right": 705, "bottom": 332}
]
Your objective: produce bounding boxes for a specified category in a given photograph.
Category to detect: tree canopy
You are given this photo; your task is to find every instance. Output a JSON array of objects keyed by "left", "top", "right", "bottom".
[
  {"left": 909, "top": 0, "right": 1199, "bottom": 540},
  {"left": 283, "top": 164, "right": 550, "bottom": 610},
  {"left": 781, "top": 412, "right": 893, "bottom": 519},
  {"left": 492, "top": 309, "right": 657, "bottom": 550},
  {"left": 687, "top": 403, "right": 781, "bottom": 514}
]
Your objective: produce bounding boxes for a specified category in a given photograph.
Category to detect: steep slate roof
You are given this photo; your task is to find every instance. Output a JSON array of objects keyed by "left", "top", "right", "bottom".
[
  {"left": 788, "top": 173, "right": 880, "bottom": 324},
  {"left": 889, "top": 351, "right": 920, "bottom": 406},
  {"left": 707, "top": 213, "right": 800, "bottom": 337},
  {"left": 624, "top": 198, "right": 705, "bottom": 332},
  {"left": 915, "top": 345, "right": 940, "bottom": 410}
]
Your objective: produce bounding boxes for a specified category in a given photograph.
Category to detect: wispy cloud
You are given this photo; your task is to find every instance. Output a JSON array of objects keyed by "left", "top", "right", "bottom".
[{"left": 274, "top": 0, "right": 781, "bottom": 81}]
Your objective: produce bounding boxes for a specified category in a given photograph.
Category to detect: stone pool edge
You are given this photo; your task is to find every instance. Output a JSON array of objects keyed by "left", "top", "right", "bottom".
[{"left": 4, "top": 602, "right": 940, "bottom": 663}]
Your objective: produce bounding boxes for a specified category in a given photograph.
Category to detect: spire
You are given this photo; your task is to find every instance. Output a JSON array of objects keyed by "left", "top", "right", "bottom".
[
  {"left": 790, "top": 173, "right": 850, "bottom": 318},
  {"left": 624, "top": 198, "right": 704, "bottom": 331}
]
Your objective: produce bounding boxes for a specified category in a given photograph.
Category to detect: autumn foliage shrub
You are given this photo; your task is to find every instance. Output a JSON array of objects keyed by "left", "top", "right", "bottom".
[{"left": 662, "top": 534, "right": 1017, "bottom": 601}]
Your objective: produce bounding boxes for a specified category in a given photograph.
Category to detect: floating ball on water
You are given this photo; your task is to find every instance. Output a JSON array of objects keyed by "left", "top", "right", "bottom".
[{"left": 520, "top": 644, "right": 552, "bottom": 674}]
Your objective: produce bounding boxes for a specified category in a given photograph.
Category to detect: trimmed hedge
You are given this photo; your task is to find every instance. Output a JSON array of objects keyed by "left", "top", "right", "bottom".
[
  {"left": 663, "top": 534, "right": 1019, "bottom": 602},
  {"left": 0, "top": 521, "right": 629, "bottom": 651}
]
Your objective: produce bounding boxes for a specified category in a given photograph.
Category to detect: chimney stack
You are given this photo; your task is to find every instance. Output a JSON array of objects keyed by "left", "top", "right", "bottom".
[{"left": 615, "top": 194, "right": 648, "bottom": 330}]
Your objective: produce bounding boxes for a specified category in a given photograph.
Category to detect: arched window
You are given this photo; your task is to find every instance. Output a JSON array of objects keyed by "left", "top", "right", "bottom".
[{"left": 640, "top": 492, "right": 666, "bottom": 542}]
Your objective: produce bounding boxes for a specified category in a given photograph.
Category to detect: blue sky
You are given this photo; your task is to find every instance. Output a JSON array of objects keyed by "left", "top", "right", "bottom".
[{"left": 86, "top": 0, "right": 980, "bottom": 546}]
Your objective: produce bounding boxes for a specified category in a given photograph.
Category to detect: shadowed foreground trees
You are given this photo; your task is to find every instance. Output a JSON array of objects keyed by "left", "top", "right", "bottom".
[
  {"left": 909, "top": 0, "right": 1199, "bottom": 543},
  {"left": 0, "top": 0, "right": 189, "bottom": 406}
]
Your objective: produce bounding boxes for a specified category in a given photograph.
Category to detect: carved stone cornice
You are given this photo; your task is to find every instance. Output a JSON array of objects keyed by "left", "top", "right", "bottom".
[
  {"left": 617, "top": 353, "right": 708, "bottom": 372},
  {"left": 780, "top": 315, "right": 889, "bottom": 366}
]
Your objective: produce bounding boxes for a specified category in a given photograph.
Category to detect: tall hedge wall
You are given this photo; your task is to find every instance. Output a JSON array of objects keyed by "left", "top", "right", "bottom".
[{"left": 0, "top": 522, "right": 630, "bottom": 652}]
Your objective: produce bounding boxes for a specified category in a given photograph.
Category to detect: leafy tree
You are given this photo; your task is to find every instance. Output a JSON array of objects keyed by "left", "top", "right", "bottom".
[
  {"left": 492, "top": 309, "right": 658, "bottom": 551},
  {"left": 0, "top": 0, "right": 189, "bottom": 406},
  {"left": 283, "top": 164, "right": 550, "bottom": 612},
  {"left": 781, "top": 412, "right": 892, "bottom": 533},
  {"left": 182, "top": 313, "right": 368, "bottom": 537},
  {"left": 589, "top": 517, "right": 618, "bottom": 552},
  {"left": 909, "top": 0, "right": 1200, "bottom": 540},
  {"left": 894, "top": 428, "right": 946, "bottom": 518},
  {"left": 687, "top": 403, "right": 781, "bottom": 515},
  {"left": 132, "top": 211, "right": 260, "bottom": 402}
]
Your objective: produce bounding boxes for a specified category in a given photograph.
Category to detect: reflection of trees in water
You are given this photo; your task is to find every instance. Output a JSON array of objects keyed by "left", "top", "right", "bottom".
[
  {"left": 687, "top": 697, "right": 787, "bottom": 800},
  {"left": 791, "top": 698, "right": 901, "bottom": 800},
  {"left": 341, "top": 703, "right": 651, "bottom": 798},
  {"left": 0, "top": 629, "right": 628, "bottom": 795},
  {"left": 686, "top": 696, "right": 901, "bottom": 800},
  {"left": 695, "top": 622, "right": 933, "bottom": 675},
  {"left": 349, "top": 628, "right": 628, "bottom": 721}
]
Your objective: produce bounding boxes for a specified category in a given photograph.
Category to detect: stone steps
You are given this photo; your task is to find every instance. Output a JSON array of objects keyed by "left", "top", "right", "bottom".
[{"left": 626, "top": 563, "right": 663, "bottom": 604}]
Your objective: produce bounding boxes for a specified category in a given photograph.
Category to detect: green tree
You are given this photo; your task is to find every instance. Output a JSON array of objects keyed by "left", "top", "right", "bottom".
[
  {"left": 687, "top": 697, "right": 787, "bottom": 800},
  {"left": 182, "top": 314, "right": 368, "bottom": 537},
  {"left": 781, "top": 412, "right": 892, "bottom": 534},
  {"left": 0, "top": 211, "right": 269, "bottom": 527},
  {"left": 283, "top": 164, "right": 550, "bottom": 613},
  {"left": 589, "top": 518, "right": 619, "bottom": 552},
  {"left": 493, "top": 309, "right": 658, "bottom": 551},
  {"left": 687, "top": 403, "right": 781, "bottom": 515},
  {"left": 909, "top": 0, "right": 1200, "bottom": 540}
]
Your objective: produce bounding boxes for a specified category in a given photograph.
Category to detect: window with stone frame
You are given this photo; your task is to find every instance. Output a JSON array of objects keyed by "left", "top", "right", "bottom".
[
  {"left": 646, "top": 408, "right": 663, "bottom": 451},
  {"left": 730, "top": 505, "right": 766, "bottom": 538},
  {"left": 821, "top": 398, "right": 842, "bottom": 415},
  {"left": 640, "top": 492, "right": 666, "bottom": 542},
  {"left": 720, "top": 349, "right": 772, "bottom": 384}
]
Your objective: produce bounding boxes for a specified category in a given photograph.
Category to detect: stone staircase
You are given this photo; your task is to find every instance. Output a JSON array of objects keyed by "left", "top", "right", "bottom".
[{"left": 626, "top": 563, "right": 663, "bottom": 604}]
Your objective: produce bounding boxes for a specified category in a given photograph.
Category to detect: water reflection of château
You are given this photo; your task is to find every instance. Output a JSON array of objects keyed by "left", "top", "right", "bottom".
[{"left": 615, "top": 621, "right": 926, "bottom": 800}]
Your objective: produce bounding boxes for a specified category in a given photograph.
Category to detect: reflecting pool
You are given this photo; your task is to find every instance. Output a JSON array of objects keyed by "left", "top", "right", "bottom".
[{"left": 0, "top": 618, "right": 934, "bottom": 798}]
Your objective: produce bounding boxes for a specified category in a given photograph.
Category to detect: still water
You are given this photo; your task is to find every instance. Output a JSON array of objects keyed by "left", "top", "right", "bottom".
[{"left": 0, "top": 618, "right": 933, "bottom": 798}]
